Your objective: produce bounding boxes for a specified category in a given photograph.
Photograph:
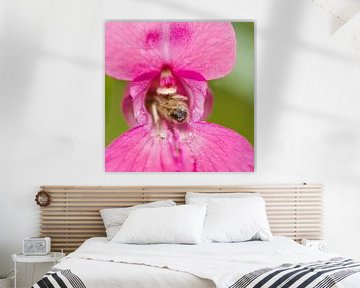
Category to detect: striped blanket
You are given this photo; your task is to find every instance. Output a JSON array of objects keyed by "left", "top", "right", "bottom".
[
  {"left": 32, "top": 269, "right": 85, "bottom": 288},
  {"left": 229, "top": 258, "right": 360, "bottom": 288},
  {"left": 32, "top": 258, "right": 359, "bottom": 288}
]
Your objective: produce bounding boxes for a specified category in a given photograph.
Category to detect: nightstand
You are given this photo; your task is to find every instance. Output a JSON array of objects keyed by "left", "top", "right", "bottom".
[
  {"left": 301, "top": 239, "right": 328, "bottom": 252},
  {"left": 12, "top": 252, "right": 65, "bottom": 288}
]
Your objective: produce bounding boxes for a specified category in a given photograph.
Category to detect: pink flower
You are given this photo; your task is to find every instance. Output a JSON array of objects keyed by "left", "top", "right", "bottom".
[{"left": 105, "top": 22, "right": 254, "bottom": 172}]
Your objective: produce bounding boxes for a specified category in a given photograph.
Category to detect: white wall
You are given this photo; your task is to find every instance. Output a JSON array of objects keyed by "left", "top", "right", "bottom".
[{"left": 1, "top": 0, "right": 360, "bottom": 286}]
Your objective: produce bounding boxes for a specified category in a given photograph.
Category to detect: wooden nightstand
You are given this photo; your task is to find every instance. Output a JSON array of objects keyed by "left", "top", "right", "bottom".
[{"left": 12, "top": 252, "right": 65, "bottom": 288}]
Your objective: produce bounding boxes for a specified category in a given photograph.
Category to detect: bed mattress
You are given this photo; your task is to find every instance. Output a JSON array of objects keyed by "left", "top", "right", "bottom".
[{"left": 33, "top": 236, "right": 360, "bottom": 288}]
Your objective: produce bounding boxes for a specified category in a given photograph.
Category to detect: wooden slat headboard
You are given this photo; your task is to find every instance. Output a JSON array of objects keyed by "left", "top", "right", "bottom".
[{"left": 39, "top": 184, "right": 323, "bottom": 253}]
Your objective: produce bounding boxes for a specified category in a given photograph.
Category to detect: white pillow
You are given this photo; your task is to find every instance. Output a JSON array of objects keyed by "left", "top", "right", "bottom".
[
  {"left": 202, "top": 197, "right": 272, "bottom": 243},
  {"left": 100, "top": 200, "right": 176, "bottom": 240},
  {"left": 186, "top": 192, "right": 259, "bottom": 204},
  {"left": 111, "top": 205, "right": 207, "bottom": 244}
]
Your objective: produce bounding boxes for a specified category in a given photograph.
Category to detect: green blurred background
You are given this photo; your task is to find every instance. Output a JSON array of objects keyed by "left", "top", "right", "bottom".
[{"left": 105, "top": 22, "right": 254, "bottom": 146}]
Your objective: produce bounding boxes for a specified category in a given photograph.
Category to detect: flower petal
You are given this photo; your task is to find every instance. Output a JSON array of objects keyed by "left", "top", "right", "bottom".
[
  {"left": 183, "top": 122, "right": 254, "bottom": 172},
  {"left": 176, "top": 70, "right": 209, "bottom": 122},
  {"left": 202, "top": 88, "right": 214, "bottom": 120},
  {"left": 105, "top": 122, "right": 254, "bottom": 172},
  {"left": 105, "top": 22, "right": 236, "bottom": 81},
  {"left": 127, "top": 71, "right": 158, "bottom": 126},
  {"left": 105, "top": 125, "right": 193, "bottom": 172},
  {"left": 121, "top": 88, "right": 138, "bottom": 128},
  {"left": 106, "top": 22, "right": 165, "bottom": 80},
  {"left": 169, "top": 22, "right": 236, "bottom": 80}
]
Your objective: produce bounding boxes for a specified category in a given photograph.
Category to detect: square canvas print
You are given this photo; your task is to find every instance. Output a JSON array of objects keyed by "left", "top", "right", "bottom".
[{"left": 105, "top": 22, "right": 254, "bottom": 172}]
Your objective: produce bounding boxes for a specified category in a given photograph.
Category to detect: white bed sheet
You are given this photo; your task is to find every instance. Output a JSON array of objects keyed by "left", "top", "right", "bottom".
[
  {"left": 54, "top": 236, "right": 360, "bottom": 288},
  {"left": 55, "top": 258, "right": 214, "bottom": 288}
]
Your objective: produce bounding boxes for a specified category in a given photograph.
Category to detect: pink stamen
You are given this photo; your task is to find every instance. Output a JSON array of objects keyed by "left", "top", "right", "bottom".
[{"left": 159, "top": 69, "right": 176, "bottom": 89}]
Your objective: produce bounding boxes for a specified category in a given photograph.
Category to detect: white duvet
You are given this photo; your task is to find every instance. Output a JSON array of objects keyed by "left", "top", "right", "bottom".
[{"left": 53, "top": 237, "right": 360, "bottom": 288}]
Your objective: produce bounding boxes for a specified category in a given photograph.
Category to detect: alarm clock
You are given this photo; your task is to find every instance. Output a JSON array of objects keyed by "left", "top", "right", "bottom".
[
  {"left": 301, "top": 239, "right": 328, "bottom": 252},
  {"left": 23, "top": 237, "right": 51, "bottom": 255}
]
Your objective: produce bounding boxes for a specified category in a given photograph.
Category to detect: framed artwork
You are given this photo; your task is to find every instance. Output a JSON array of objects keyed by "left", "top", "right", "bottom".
[{"left": 105, "top": 22, "right": 254, "bottom": 172}]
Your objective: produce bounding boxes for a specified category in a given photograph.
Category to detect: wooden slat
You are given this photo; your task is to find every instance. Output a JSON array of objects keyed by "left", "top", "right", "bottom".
[{"left": 39, "top": 184, "right": 323, "bottom": 253}]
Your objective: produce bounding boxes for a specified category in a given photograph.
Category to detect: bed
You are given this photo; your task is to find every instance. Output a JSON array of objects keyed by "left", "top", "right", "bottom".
[
  {"left": 33, "top": 185, "right": 360, "bottom": 287},
  {"left": 33, "top": 236, "right": 360, "bottom": 288}
]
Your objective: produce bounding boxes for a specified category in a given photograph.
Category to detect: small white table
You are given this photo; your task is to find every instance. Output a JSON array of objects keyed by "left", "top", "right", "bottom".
[{"left": 12, "top": 252, "right": 65, "bottom": 288}]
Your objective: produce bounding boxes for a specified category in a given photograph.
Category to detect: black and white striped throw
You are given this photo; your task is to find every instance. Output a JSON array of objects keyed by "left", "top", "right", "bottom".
[
  {"left": 32, "top": 268, "right": 86, "bottom": 288},
  {"left": 229, "top": 257, "right": 360, "bottom": 288},
  {"left": 31, "top": 257, "right": 360, "bottom": 288}
]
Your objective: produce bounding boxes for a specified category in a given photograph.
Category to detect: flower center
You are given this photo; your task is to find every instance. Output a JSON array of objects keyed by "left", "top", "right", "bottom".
[{"left": 146, "top": 69, "right": 189, "bottom": 135}]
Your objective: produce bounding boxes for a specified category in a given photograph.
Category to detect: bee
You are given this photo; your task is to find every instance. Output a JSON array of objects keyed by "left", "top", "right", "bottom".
[
  {"left": 148, "top": 82, "right": 189, "bottom": 126},
  {"left": 153, "top": 94, "right": 188, "bottom": 123},
  {"left": 148, "top": 93, "right": 188, "bottom": 138},
  {"left": 146, "top": 69, "right": 190, "bottom": 137}
]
